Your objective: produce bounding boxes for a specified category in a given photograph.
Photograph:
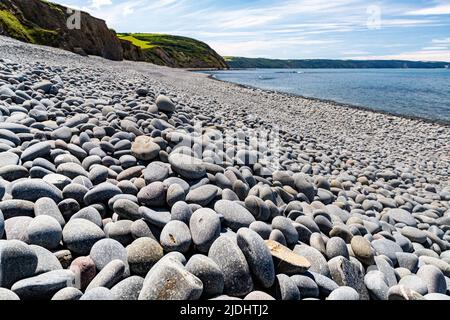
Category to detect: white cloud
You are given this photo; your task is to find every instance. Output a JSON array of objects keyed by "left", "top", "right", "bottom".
[
  {"left": 347, "top": 50, "right": 450, "bottom": 62},
  {"left": 90, "top": 0, "right": 112, "bottom": 9},
  {"left": 422, "top": 46, "right": 449, "bottom": 50},
  {"left": 432, "top": 37, "right": 450, "bottom": 44},
  {"left": 406, "top": 4, "right": 450, "bottom": 15}
]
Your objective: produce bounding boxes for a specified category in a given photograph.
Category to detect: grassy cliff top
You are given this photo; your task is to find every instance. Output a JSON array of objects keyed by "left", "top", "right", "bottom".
[{"left": 118, "top": 33, "right": 228, "bottom": 69}]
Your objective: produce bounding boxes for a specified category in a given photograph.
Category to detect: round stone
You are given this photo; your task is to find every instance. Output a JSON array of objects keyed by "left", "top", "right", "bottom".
[
  {"left": 186, "top": 254, "right": 224, "bottom": 298},
  {"left": 189, "top": 208, "right": 221, "bottom": 253},
  {"left": 62, "top": 219, "right": 105, "bottom": 255},
  {"left": 388, "top": 209, "right": 417, "bottom": 227},
  {"left": 26, "top": 215, "right": 62, "bottom": 250},
  {"left": 111, "top": 276, "right": 144, "bottom": 300},
  {"left": 138, "top": 258, "right": 202, "bottom": 300},
  {"left": 168, "top": 153, "right": 206, "bottom": 180},
  {"left": 171, "top": 201, "right": 193, "bottom": 224},
  {"left": 0, "top": 240, "right": 38, "bottom": 288},
  {"left": 156, "top": 94, "right": 176, "bottom": 113},
  {"left": 326, "top": 237, "right": 350, "bottom": 260},
  {"left": 70, "top": 256, "right": 96, "bottom": 290},
  {"left": 105, "top": 220, "right": 133, "bottom": 246},
  {"left": 160, "top": 220, "right": 192, "bottom": 254},
  {"left": 328, "top": 286, "right": 360, "bottom": 300},
  {"left": 137, "top": 182, "right": 167, "bottom": 207},
  {"left": 214, "top": 200, "right": 255, "bottom": 231},
  {"left": 208, "top": 236, "right": 253, "bottom": 297},
  {"left": 126, "top": 237, "right": 163, "bottom": 276},
  {"left": 398, "top": 275, "right": 428, "bottom": 295},
  {"left": 244, "top": 291, "right": 275, "bottom": 300},
  {"left": 236, "top": 228, "right": 275, "bottom": 288},
  {"left": 293, "top": 244, "right": 330, "bottom": 277},
  {"left": 272, "top": 274, "right": 300, "bottom": 300},
  {"left": 351, "top": 236, "right": 374, "bottom": 265},
  {"left": 371, "top": 238, "right": 403, "bottom": 265},
  {"left": 0, "top": 209, "right": 4, "bottom": 239},
  {"left": 271, "top": 216, "right": 299, "bottom": 246},
  {"left": 186, "top": 185, "right": 218, "bottom": 206},
  {"left": 80, "top": 287, "right": 116, "bottom": 300},
  {"left": 51, "top": 287, "right": 83, "bottom": 300},
  {"left": 417, "top": 265, "right": 447, "bottom": 294},
  {"left": 84, "top": 182, "right": 122, "bottom": 205},
  {"left": 34, "top": 198, "right": 65, "bottom": 227},
  {"left": 0, "top": 288, "right": 20, "bottom": 300},
  {"left": 400, "top": 227, "right": 427, "bottom": 243},
  {"left": 290, "top": 275, "right": 319, "bottom": 298},
  {"left": 30, "top": 245, "right": 63, "bottom": 275},
  {"left": 131, "top": 136, "right": 160, "bottom": 161},
  {"left": 90, "top": 238, "right": 128, "bottom": 271}
]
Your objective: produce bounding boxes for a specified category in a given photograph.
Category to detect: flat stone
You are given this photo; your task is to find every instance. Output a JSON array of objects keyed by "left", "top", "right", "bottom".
[
  {"left": 209, "top": 236, "right": 253, "bottom": 297},
  {"left": 401, "top": 226, "right": 427, "bottom": 243},
  {"left": 388, "top": 209, "right": 417, "bottom": 227},
  {"left": 388, "top": 285, "right": 425, "bottom": 300},
  {"left": 168, "top": 153, "right": 206, "bottom": 180},
  {"left": 214, "top": 200, "right": 255, "bottom": 231},
  {"left": 237, "top": 228, "right": 275, "bottom": 288},
  {"left": 0, "top": 200, "right": 34, "bottom": 219},
  {"left": 328, "top": 256, "right": 370, "bottom": 300},
  {"left": 86, "top": 260, "right": 126, "bottom": 291},
  {"left": 266, "top": 240, "right": 311, "bottom": 275},
  {"left": 293, "top": 244, "right": 329, "bottom": 277},
  {"left": 11, "top": 179, "right": 62, "bottom": 203},
  {"left": 84, "top": 182, "right": 122, "bottom": 205},
  {"left": 375, "top": 256, "right": 398, "bottom": 287},
  {"left": 0, "top": 152, "right": 19, "bottom": 168},
  {"left": 11, "top": 270, "right": 75, "bottom": 300},
  {"left": 21, "top": 141, "right": 51, "bottom": 162}
]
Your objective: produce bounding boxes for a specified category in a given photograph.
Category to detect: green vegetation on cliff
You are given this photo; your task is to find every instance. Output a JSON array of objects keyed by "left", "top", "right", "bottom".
[
  {"left": 118, "top": 33, "right": 228, "bottom": 69},
  {"left": 225, "top": 57, "right": 450, "bottom": 69}
]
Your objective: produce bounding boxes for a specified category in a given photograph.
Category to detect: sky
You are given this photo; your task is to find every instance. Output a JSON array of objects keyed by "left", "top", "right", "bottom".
[{"left": 55, "top": 0, "right": 450, "bottom": 61}]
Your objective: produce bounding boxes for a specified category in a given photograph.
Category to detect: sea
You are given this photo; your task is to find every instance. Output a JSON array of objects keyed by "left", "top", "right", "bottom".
[{"left": 201, "top": 69, "right": 450, "bottom": 123}]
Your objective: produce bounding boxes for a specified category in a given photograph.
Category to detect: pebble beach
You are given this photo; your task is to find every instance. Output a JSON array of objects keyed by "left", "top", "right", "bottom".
[{"left": 0, "top": 35, "right": 450, "bottom": 301}]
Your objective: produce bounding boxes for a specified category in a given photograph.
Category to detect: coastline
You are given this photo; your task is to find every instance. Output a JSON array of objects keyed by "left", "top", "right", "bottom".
[
  {"left": 1, "top": 35, "right": 449, "bottom": 185},
  {"left": 204, "top": 73, "right": 450, "bottom": 127}
]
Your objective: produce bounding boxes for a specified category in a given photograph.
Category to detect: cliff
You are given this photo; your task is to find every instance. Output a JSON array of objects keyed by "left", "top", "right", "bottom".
[
  {"left": 118, "top": 33, "right": 228, "bottom": 69},
  {"left": 0, "top": 0, "right": 123, "bottom": 60},
  {"left": 0, "top": 0, "right": 228, "bottom": 69}
]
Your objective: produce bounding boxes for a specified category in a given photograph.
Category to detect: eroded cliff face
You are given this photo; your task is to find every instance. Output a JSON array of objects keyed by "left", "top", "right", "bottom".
[
  {"left": 0, "top": 0, "right": 228, "bottom": 68},
  {"left": 0, "top": 0, "right": 124, "bottom": 60}
]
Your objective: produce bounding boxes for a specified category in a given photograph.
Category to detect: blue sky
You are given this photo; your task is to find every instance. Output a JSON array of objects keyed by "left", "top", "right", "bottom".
[{"left": 56, "top": 0, "right": 450, "bottom": 61}]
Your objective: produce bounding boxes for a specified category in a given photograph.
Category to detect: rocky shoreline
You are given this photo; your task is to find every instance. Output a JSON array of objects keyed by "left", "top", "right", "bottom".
[{"left": 1, "top": 36, "right": 450, "bottom": 300}]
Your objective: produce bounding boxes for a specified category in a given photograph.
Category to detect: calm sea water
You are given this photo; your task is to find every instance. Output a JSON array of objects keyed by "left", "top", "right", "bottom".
[{"left": 202, "top": 69, "right": 450, "bottom": 123}]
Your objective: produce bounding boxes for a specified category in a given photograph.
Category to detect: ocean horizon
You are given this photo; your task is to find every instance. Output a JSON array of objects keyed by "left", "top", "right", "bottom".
[{"left": 202, "top": 68, "right": 450, "bottom": 123}]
